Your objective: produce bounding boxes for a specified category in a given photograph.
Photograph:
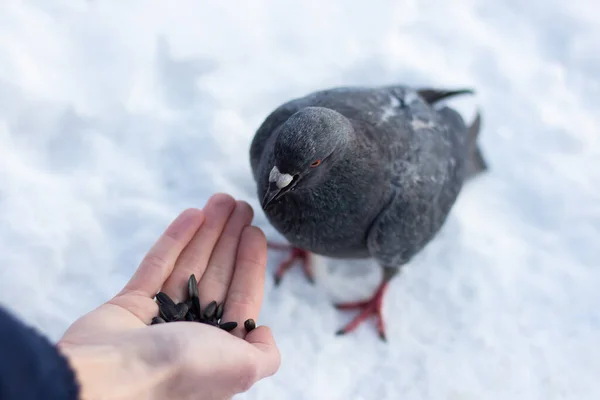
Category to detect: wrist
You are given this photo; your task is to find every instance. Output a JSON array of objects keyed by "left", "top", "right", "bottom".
[{"left": 57, "top": 340, "right": 177, "bottom": 400}]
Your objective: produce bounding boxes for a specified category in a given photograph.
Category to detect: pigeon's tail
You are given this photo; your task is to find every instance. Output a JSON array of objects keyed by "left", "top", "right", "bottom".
[
  {"left": 417, "top": 88, "right": 474, "bottom": 105},
  {"left": 465, "top": 110, "right": 488, "bottom": 180},
  {"left": 417, "top": 87, "right": 487, "bottom": 179}
]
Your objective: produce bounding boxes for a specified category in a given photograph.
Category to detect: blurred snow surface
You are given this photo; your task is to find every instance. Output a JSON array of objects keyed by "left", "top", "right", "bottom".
[{"left": 0, "top": 1, "right": 599, "bottom": 399}]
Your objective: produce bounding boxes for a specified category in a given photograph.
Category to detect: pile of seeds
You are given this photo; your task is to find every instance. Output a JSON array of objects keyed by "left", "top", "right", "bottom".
[{"left": 150, "top": 274, "right": 256, "bottom": 334}]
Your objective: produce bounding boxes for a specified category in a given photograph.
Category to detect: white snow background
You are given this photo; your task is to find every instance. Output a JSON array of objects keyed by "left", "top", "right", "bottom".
[{"left": 0, "top": 0, "right": 599, "bottom": 399}]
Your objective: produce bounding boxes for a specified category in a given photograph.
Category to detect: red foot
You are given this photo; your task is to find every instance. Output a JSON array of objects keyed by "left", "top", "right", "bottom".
[
  {"left": 267, "top": 242, "right": 314, "bottom": 286},
  {"left": 334, "top": 281, "right": 389, "bottom": 341}
]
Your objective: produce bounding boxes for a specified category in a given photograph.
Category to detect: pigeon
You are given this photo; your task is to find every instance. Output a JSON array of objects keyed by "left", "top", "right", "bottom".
[{"left": 249, "top": 84, "right": 487, "bottom": 340}]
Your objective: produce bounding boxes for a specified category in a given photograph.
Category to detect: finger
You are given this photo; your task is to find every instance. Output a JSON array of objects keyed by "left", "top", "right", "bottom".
[
  {"left": 247, "top": 326, "right": 281, "bottom": 380},
  {"left": 119, "top": 208, "right": 204, "bottom": 298},
  {"left": 161, "top": 193, "right": 236, "bottom": 302},
  {"left": 197, "top": 201, "right": 254, "bottom": 308},
  {"left": 221, "top": 226, "right": 267, "bottom": 338}
]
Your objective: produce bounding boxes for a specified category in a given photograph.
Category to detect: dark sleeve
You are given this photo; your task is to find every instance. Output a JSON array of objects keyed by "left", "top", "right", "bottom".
[{"left": 0, "top": 305, "right": 80, "bottom": 400}]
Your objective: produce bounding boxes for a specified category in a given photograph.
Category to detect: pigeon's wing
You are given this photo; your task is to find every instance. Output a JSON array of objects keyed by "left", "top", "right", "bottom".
[{"left": 363, "top": 93, "right": 473, "bottom": 269}]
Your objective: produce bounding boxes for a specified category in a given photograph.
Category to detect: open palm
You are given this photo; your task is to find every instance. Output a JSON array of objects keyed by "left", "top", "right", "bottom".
[{"left": 58, "top": 194, "right": 280, "bottom": 400}]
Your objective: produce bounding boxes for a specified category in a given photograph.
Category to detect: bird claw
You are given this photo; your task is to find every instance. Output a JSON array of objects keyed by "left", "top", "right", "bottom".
[
  {"left": 267, "top": 242, "right": 314, "bottom": 286},
  {"left": 334, "top": 282, "right": 389, "bottom": 341}
]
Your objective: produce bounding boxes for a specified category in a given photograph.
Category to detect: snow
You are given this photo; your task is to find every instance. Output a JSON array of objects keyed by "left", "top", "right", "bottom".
[{"left": 1, "top": 0, "right": 599, "bottom": 398}]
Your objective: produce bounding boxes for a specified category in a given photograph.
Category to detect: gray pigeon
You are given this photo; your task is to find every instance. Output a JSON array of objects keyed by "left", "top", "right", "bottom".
[{"left": 249, "top": 84, "right": 487, "bottom": 340}]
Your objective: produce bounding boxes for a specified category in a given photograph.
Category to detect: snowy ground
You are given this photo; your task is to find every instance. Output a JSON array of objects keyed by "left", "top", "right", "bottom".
[{"left": 1, "top": 0, "right": 599, "bottom": 399}]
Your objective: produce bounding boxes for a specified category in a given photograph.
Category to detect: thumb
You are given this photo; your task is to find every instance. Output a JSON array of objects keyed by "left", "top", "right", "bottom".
[{"left": 245, "top": 326, "right": 281, "bottom": 380}]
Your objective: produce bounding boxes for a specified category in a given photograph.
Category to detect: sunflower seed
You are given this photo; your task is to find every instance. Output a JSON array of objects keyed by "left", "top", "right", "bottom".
[
  {"left": 203, "top": 301, "right": 217, "bottom": 320},
  {"left": 244, "top": 319, "right": 256, "bottom": 332},
  {"left": 216, "top": 302, "right": 224, "bottom": 321},
  {"left": 176, "top": 302, "right": 189, "bottom": 319},
  {"left": 159, "top": 302, "right": 178, "bottom": 322},
  {"left": 219, "top": 321, "right": 238, "bottom": 332},
  {"left": 149, "top": 274, "right": 251, "bottom": 334},
  {"left": 156, "top": 291, "right": 176, "bottom": 307},
  {"left": 188, "top": 274, "right": 199, "bottom": 299},
  {"left": 192, "top": 297, "right": 201, "bottom": 317}
]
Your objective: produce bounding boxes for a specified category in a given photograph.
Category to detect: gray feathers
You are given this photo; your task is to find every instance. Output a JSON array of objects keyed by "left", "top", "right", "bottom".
[
  {"left": 416, "top": 88, "right": 474, "bottom": 105},
  {"left": 273, "top": 107, "right": 352, "bottom": 174},
  {"left": 250, "top": 84, "right": 486, "bottom": 270}
]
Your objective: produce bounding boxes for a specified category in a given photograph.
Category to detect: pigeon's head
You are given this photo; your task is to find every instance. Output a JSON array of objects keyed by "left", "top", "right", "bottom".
[{"left": 261, "top": 106, "right": 353, "bottom": 210}]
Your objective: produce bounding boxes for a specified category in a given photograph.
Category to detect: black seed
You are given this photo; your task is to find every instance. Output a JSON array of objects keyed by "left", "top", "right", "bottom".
[
  {"left": 156, "top": 292, "right": 179, "bottom": 322},
  {"left": 151, "top": 316, "right": 166, "bottom": 325},
  {"left": 192, "top": 297, "right": 201, "bottom": 319},
  {"left": 188, "top": 274, "right": 198, "bottom": 300},
  {"left": 159, "top": 302, "right": 178, "bottom": 322},
  {"left": 176, "top": 302, "right": 189, "bottom": 319},
  {"left": 156, "top": 292, "right": 176, "bottom": 308},
  {"left": 219, "top": 321, "right": 238, "bottom": 332},
  {"left": 203, "top": 301, "right": 217, "bottom": 320},
  {"left": 158, "top": 309, "right": 172, "bottom": 322},
  {"left": 185, "top": 312, "right": 194, "bottom": 321},
  {"left": 244, "top": 319, "right": 256, "bottom": 332},
  {"left": 193, "top": 310, "right": 201, "bottom": 321},
  {"left": 216, "top": 303, "right": 224, "bottom": 321}
]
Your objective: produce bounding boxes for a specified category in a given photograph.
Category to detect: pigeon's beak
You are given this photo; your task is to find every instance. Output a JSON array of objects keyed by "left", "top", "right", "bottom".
[
  {"left": 261, "top": 181, "right": 292, "bottom": 210},
  {"left": 262, "top": 167, "right": 299, "bottom": 210},
  {"left": 261, "top": 184, "right": 281, "bottom": 210}
]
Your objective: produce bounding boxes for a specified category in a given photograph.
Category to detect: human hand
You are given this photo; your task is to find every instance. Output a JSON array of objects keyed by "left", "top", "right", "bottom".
[{"left": 57, "top": 194, "right": 280, "bottom": 400}]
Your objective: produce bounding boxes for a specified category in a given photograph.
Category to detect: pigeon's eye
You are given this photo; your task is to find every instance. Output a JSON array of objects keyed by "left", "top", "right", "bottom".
[{"left": 310, "top": 160, "right": 321, "bottom": 168}]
